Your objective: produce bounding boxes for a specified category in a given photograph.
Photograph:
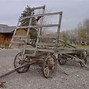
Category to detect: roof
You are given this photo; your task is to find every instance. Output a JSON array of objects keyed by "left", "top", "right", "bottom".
[{"left": 0, "top": 24, "right": 16, "bottom": 33}]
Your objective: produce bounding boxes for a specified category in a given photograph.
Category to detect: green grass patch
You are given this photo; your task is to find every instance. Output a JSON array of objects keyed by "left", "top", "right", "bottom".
[{"left": 75, "top": 45, "right": 89, "bottom": 50}]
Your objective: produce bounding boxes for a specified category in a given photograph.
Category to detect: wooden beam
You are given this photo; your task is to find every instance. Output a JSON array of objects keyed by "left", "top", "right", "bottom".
[
  {"left": 31, "top": 5, "right": 45, "bottom": 10},
  {"left": 38, "top": 36, "right": 56, "bottom": 39},
  {"left": 38, "top": 48, "right": 54, "bottom": 53},
  {"left": 0, "top": 62, "right": 34, "bottom": 78},
  {"left": 20, "top": 11, "right": 63, "bottom": 20},
  {"left": 59, "top": 39, "right": 76, "bottom": 48},
  {"left": 17, "top": 24, "right": 59, "bottom": 29},
  {"left": 11, "top": 41, "right": 25, "bottom": 44},
  {"left": 13, "top": 35, "right": 27, "bottom": 38},
  {"left": 37, "top": 43, "right": 56, "bottom": 46}
]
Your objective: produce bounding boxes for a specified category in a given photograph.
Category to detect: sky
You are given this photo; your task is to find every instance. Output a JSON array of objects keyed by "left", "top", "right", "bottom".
[{"left": 0, "top": 0, "right": 89, "bottom": 31}]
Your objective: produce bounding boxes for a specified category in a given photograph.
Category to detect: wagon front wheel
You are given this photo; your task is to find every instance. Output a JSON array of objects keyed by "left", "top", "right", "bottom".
[
  {"left": 42, "top": 54, "right": 57, "bottom": 78},
  {"left": 14, "top": 52, "right": 30, "bottom": 73}
]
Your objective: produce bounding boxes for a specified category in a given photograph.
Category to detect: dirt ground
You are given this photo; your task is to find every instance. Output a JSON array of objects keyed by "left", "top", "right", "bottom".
[{"left": 0, "top": 49, "right": 89, "bottom": 89}]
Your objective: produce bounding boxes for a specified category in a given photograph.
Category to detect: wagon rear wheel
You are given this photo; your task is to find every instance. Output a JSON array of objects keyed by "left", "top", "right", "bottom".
[
  {"left": 77, "top": 50, "right": 87, "bottom": 64},
  {"left": 58, "top": 54, "right": 67, "bottom": 65},
  {"left": 42, "top": 54, "right": 57, "bottom": 78},
  {"left": 14, "top": 52, "right": 30, "bottom": 73}
]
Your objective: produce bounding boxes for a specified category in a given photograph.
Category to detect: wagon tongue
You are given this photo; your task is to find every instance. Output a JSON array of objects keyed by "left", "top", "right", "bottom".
[{"left": 0, "top": 63, "right": 29, "bottom": 78}]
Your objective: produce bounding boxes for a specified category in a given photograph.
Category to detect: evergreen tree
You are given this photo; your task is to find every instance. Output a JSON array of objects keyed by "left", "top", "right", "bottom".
[{"left": 20, "top": 6, "right": 37, "bottom": 39}]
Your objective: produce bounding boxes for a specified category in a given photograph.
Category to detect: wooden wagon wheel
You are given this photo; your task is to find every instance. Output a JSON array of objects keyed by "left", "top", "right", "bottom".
[
  {"left": 14, "top": 52, "right": 30, "bottom": 73},
  {"left": 42, "top": 54, "right": 57, "bottom": 78},
  {"left": 77, "top": 50, "right": 87, "bottom": 64},
  {"left": 58, "top": 54, "right": 67, "bottom": 65}
]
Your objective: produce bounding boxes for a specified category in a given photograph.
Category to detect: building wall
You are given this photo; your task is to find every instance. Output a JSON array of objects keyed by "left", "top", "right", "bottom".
[
  {"left": 0, "top": 28, "right": 28, "bottom": 48},
  {"left": 16, "top": 28, "right": 27, "bottom": 36},
  {"left": 0, "top": 34, "right": 5, "bottom": 44},
  {"left": 0, "top": 33, "right": 13, "bottom": 44}
]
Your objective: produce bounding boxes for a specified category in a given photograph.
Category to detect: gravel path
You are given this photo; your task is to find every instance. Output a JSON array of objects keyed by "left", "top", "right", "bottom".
[{"left": 0, "top": 49, "right": 89, "bottom": 89}]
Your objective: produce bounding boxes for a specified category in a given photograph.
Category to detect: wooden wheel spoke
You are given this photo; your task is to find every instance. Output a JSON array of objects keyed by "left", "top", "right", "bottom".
[
  {"left": 14, "top": 52, "right": 30, "bottom": 73},
  {"left": 42, "top": 54, "right": 57, "bottom": 78},
  {"left": 44, "top": 67, "right": 50, "bottom": 77},
  {"left": 18, "top": 57, "right": 22, "bottom": 61}
]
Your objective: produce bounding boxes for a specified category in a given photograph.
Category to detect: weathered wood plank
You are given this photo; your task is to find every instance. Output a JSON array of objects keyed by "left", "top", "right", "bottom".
[
  {"left": 20, "top": 12, "right": 62, "bottom": 20},
  {"left": 17, "top": 24, "right": 60, "bottom": 29}
]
